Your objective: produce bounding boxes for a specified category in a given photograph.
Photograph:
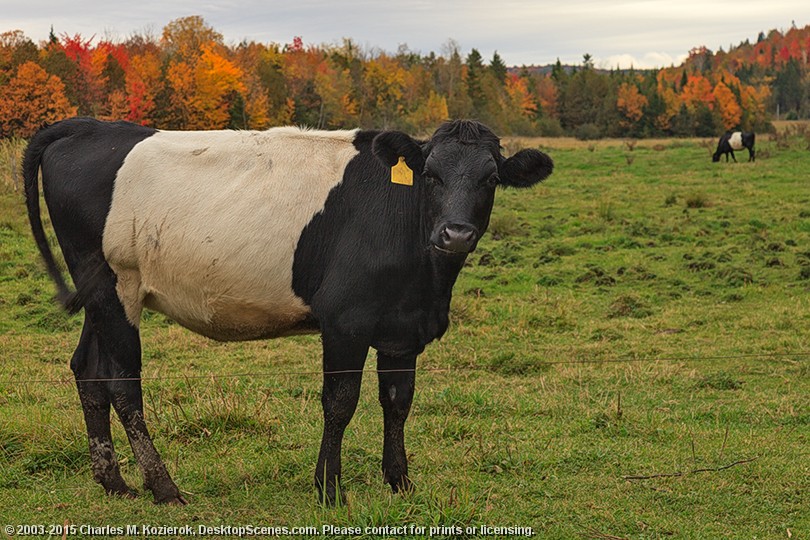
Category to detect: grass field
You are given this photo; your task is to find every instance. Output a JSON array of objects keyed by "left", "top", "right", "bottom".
[{"left": 1, "top": 129, "right": 808, "bottom": 539}]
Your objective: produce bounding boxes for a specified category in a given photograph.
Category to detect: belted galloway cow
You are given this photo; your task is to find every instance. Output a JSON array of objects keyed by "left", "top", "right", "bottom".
[
  {"left": 23, "top": 117, "right": 553, "bottom": 505},
  {"left": 712, "top": 131, "right": 755, "bottom": 162}
]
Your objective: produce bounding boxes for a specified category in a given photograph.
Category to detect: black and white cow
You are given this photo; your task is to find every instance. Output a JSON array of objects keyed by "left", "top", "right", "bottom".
[
  {"left": 712, "top": 131, "right": 755, "bottom": 162},
  {"left": 24, "top": 117, "right": 553, "bottom": 505}
]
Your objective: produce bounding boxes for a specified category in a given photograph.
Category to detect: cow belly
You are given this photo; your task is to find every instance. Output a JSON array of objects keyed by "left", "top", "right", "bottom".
[
  {"left": 109, "top": 225, "right": 314, "bottom": 341},
  {"left": 143, "top": 283, "right": 312, "bottom": 341},
  {"left": 102, "top": 127, "right": 358, "bottom": 340}
]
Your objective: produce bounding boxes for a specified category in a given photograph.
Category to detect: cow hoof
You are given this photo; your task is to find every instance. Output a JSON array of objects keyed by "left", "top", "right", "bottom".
[
  {"left": 388, "top": 475, "right": 413, "bottom": 494},
  {"left": 106, "top": 487, "right": 138, "bottom": 499},
  {"left": 316, "top": 487, "right": 347, "bottom": 507},
  {"left": 154, "top": 493, "right": 188, "bottom": 506}
]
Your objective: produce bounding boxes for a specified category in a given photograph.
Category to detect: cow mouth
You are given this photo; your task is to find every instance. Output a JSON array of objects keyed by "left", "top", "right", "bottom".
[{"left": 431, "top": 243, "right": 470, "bottom": 256}]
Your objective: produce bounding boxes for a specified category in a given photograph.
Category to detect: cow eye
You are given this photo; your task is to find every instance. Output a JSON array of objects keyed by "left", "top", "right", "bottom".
[{"left": 485, "top": 173, "right": 499, "bottom": 187}]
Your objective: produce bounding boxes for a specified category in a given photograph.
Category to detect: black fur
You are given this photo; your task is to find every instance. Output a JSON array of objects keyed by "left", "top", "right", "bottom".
[
  {"left": 24, "top": 118, "right": 156, "bottom": 312},
  {"left": 500, "top": 148, "right": 554, "bottom": 188},
  {"left": 372, "top": 130, "right": 426, "bottom": 173}
]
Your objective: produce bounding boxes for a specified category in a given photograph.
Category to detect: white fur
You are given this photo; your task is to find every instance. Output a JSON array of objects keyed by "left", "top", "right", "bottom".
[
  {"left": 102, "top": 127, "right": 359, "bottom": 341},
  {"left": 729, "top": 132, "right": 744, "bottom": 150}
]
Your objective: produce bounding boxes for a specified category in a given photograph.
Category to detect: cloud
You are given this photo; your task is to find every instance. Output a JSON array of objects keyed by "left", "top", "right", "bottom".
[{"left": 600, "top": 52, "right": 689, "bottom": 70}]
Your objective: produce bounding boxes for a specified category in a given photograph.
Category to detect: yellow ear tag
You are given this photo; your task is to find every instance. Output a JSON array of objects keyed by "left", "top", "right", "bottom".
[{"left": 391, "top": 156, "right": 413, "bottom": 186}]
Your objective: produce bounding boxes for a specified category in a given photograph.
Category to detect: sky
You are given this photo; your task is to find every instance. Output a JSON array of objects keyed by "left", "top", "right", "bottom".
[{"left": 3, "top": 0, "right": 808, "bottom": 69}]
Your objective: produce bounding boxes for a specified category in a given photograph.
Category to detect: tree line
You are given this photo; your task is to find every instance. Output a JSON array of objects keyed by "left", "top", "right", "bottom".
[{"left": 1, "top": 16, "right": 809, "bottom": 138}]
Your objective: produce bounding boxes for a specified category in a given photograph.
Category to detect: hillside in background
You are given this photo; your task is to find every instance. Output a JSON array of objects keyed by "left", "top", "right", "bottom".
[{"left": 0, "top": 17, "right": 808, "bottom": 138}]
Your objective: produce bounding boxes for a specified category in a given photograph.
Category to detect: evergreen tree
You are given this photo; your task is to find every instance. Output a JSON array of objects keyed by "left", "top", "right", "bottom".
[
  {"left": 489, "top": 51, "right": 507, "bottom": 85},
  {"left": 774, "top": 57, "right": 804, "bottom": 115},
  {"left": 466, "top": 48, "right": 486, "bottom": 117}
]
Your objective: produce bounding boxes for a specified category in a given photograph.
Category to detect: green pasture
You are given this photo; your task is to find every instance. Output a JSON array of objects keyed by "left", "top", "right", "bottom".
[{"left": 0, "top": 132, "right": 808, "bottom": 539}]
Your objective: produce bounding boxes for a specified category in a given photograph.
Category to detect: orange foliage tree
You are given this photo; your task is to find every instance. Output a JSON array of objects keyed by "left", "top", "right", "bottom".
[
  {"left": 1, "top": 18, "right": 807, "bottom": 137},
  {"left": 713, "top": 81, "right": 742, "bottom": 129},
  {"left": 616, "top": 82, "right": 648, "bottom": 129},
  {"left": 126, "top": 50, "right": 162, "bottom": 125},
  {"left": 0, "top": 61, "right": 76, "bottom": 137},
  {"left": 680, "top": 74, "right": 716, "bottom": 111},
  {"left": 193, "top": 44, "right": 246, "bottom": 128}
]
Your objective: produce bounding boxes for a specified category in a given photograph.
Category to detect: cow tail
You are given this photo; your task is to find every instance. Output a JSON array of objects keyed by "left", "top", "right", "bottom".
[{"left": 22, "top": 122, "right": 83, "bottom": 314}]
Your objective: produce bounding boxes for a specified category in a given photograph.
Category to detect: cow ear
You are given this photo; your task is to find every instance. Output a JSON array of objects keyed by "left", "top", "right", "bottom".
[
  {"left": 499, "top": 149, "right": 553, "bottom": 188},
  {"left": 372, "top": 131, "right": 426, "bottom": 173}
]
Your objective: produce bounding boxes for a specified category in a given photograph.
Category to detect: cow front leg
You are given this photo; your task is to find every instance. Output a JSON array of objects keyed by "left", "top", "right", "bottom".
[
  {"left": 377, "top": 353, "right": 416, "bottom": 494},
  {"left": 729, "top": 150, "right": 737, "bottom": 162},
  {"left": 315, "top": 331, "right": 369, "bottom": 505}
]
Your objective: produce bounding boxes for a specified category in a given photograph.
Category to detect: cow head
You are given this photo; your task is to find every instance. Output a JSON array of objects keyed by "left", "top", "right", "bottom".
[{"left": 373, "top": 120, "right": 553, "bottom": 255}]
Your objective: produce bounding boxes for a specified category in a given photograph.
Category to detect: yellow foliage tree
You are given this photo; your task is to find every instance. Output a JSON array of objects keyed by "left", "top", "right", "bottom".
[
  {"left": 406, "top": 90, "right": 449, "bottom": 132},
  {"left": 0, "top": 61, "right": 76, "bottom": 137},
  {"left": 162, "top": 16, "right": 223, "bottom": 62},
  {"left": 362, "top": 55, "right": 409, "bottom": 127}
]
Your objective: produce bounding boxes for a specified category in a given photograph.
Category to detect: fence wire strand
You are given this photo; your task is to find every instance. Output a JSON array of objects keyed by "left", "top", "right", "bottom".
[{"left": 0, "top": 350, "right": 806, "bottom": 387}]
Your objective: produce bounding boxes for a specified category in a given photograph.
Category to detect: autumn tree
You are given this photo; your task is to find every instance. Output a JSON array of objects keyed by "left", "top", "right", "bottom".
[
  {"left": 361, "top": 53, "right": 409, "bottom": 128},
  {"left": 680, "top": 73, "right": 715, "bottom": 111},
  {"left": 713, "top": 80, "right": 742, "bottom": 129},
  {"left": 1, "top": 20, "right": 806, "bottom": 137},
  {"left": 616, "top": 81, "right": 648, "bottom": 130},
  {"left": 502, "top": 72, "right": 539, "bottom": 134},
  {"left": 0, "top": 30, "right": 38, "bottom": 85},
  {"left": 166, "top": 43, "right": 246, "bottom": 129},
  {"left": 161, "top": 16, "right": 223, "bottom": 62},
  {"left": 0, "top": 61, "right": 76, "bottom": 137},
  {"left": 435, "top": 40, "right": 472, "bottom": 118},
  {"left": 406, "top": 90, "right": 449, "bottom": 133},
  {"left": 255, "top": 44, "right": 294, "bottom": 126},
  {"left": 126, "top": 49, "right": 162, "bottom": 125}
]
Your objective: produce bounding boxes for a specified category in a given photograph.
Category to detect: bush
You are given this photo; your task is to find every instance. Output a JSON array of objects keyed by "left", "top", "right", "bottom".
[
  {"left": 536, "top": 117, "right": 564, "bottom": 137},
  {"left": 574, "top": 123, "right": 602, "bottom": 141}
]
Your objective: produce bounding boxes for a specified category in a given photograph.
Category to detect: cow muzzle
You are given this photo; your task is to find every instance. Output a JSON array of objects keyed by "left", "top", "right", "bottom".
[{"left": 431, "top": 223, "right": 479, "bottom": 255}]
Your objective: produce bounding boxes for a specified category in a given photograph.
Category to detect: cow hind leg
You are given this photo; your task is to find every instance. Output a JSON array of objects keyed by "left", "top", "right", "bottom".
[
  {"left": 377, "top": 353, "right": 416, "bottom": 494},
  {"left": 71, "top": 321, "right": 134, "bottom": 498},
  {"left": 79, "top": 265, "right": 185, "bottom": 505},
  {"left": 109, "top": 378, "right": 186, "bottom": 505}
]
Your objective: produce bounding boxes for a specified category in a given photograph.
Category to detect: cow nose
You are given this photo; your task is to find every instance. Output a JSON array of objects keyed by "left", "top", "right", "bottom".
[{"left": 436, "top": 224, "right": 477, "bottom": 253}]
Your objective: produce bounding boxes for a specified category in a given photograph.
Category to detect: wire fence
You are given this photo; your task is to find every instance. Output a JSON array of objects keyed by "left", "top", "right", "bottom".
[{"left": 1, "top": 350, "right": 806, "bottom": 387}]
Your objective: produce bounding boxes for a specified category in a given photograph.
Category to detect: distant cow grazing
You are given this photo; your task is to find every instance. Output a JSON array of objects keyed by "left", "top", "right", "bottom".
[
  {"left": 24, "top": 118, "right": 553, "bottom": 505},
  {"left": 712, "top": 131, "right": 755, "bottom": 162}
]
